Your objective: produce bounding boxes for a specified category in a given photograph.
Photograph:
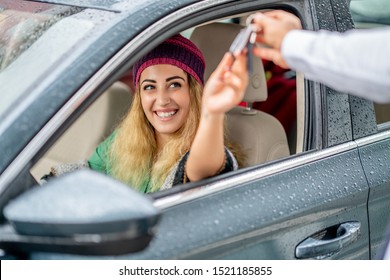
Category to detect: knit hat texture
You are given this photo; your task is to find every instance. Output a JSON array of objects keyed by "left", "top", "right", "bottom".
[{"left": 133, "top": 34, "right": 205, "bottom": 88}]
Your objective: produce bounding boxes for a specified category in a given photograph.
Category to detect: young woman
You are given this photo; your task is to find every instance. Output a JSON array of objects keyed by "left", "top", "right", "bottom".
[{"left": 88, "top": 34, "right": 248, "bottom": 193}]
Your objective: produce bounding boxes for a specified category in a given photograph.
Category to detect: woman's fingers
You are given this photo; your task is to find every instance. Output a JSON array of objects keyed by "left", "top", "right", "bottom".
[
  {"left": 212, "top": 52, "right": 234, "bottom": 79},
  {"left": 230, "top": 52, "right": 248, "bottom": 95},
  {"left": 203, "top": 51, "right": 248, "bottom": 114},
  {"left": 231, "top": 51, "right": 248, "bottom": 75},
  {"left": 223, "top": 72, "right": 243, "bottom": 98},
  {"left": 220, "top": 52, "right": 248, "bottom": 103}
]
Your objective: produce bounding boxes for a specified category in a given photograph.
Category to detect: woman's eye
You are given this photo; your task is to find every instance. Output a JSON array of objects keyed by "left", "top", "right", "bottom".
[
  {"left": 143, "top": 84, "right": 155, "bottom": 91},
  {"left": 169, "top": 82, "right": 182, "bottom": 88}
]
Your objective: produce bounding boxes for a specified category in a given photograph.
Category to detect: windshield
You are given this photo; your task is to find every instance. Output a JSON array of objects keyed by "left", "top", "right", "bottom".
[
  {"left": 0, "top": 1, "right": 81, "bottom": 71},
  {"left": 0, "top": 1, "right": 85, "bottom": 117},
  {"left": 0, "top": 0, "right": 120, "bottom": 118}
]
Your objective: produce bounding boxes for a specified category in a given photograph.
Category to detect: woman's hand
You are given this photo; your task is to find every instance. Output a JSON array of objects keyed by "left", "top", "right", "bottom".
[
  {"left": 202, "top": 52, "right": 248, "bottom": 116},
  {"left": 186, "top": 52, "right": 247, "bottom": 182}
]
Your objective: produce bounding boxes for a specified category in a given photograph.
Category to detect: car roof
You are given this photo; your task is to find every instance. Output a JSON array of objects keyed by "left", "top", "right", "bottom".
[
  {"left": 29, "top": 0, "right": 125, "bottom": 12},
  {"left": 28, "top": 0, "right": 179, "bottom": 13}
]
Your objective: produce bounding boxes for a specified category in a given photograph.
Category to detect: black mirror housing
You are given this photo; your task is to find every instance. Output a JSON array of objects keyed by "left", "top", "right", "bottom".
[{"left": 0, "top": 170, "right": 160, "bottom": 256}]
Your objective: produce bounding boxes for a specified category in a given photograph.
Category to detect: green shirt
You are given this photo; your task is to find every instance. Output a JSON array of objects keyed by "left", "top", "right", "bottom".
[
  {"left": 88, "top": 132, "right": 237, "bottom": 193},
  {"left": 88, "top": 132, "right": 116, "bottom": 175},
  {"left": 88, "top": 131, "right": 150, "bottom": 193}
]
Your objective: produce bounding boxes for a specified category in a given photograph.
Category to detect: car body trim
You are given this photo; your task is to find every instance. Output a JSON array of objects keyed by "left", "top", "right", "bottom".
[{"left": 355, "top": 129, "right": 390, "bottom": 147}]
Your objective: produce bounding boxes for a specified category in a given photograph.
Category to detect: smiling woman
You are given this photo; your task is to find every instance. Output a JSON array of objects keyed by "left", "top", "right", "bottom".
[
  {"left": 139, "top": 65, "right": 191, "bottom": 140},
  {"left": 87, "top": 34, "right": 248, "bottom": 193}
]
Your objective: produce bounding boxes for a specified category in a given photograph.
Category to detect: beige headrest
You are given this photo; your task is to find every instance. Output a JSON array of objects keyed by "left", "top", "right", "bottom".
[{"left": 190, "top": 22, "right": 267, "bottom": 103}]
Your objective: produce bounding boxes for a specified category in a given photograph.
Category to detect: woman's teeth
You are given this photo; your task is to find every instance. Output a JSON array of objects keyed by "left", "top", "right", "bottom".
[{"left": 156, "top": 111, "right": 176, "bottom": 118}]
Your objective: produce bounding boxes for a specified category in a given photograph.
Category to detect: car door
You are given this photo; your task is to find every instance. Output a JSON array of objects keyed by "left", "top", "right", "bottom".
[
  {"left": 1, "top": 0, "right": 371, "bottom": 260},
  {"left": 348, "top": 0, "right": 390, "bottom": 259},
  {"left": 129, "top": 0, "right": 368, "bottom": 260},
  {"left": 357, "top": 133, "right": 390, "bottom": 259}
]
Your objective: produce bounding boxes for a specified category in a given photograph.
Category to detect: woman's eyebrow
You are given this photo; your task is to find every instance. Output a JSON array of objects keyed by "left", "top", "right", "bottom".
[
  {"left": 140, "top": 79, "right": 156, "bottom": 85},
  {"left": 166, "top": 76, "right": 185, "bottom": 82}
]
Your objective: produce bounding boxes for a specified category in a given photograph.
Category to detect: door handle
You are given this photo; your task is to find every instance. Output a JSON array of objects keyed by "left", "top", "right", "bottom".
[{"left": 295, "top": 222, "right": 361, "bottom": 259}]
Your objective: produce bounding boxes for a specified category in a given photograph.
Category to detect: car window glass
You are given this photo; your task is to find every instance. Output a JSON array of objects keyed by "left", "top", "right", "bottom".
[
  {"left": 0, "top": 2, "right": 117, "bottom": 120},
  {"left": 0, "top": 3, "right": 77, "bottom": 71},
  {"left": 0, "top": 2, "right": 82, "bottom": 116},
  {"left": 349, "top": 0, "right": 390, "bottom": 126}
]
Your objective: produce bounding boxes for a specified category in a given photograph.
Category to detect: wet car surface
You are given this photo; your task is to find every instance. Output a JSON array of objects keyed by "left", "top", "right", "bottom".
[{"left": 0, "top": 0, "right": 389, "bottom": 259}]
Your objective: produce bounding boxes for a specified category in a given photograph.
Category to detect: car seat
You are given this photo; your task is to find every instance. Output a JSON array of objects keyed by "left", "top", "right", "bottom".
[
  {"left": 190, "top": 22, "right": 290, "bottom": 167},
  {"left": 30, "top": 81, "right": 132, "bottom": 181}
]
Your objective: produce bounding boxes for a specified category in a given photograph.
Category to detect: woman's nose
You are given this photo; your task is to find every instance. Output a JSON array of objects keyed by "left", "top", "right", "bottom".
[{"left": 156, "top": 89, "right": 171, "bottom": 106}]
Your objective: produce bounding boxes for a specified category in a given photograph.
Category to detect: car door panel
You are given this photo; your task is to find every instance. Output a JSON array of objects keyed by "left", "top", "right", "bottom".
[
  {"left": 28, "top": 146, "right": 369, "bottom": 260},
  {"left": 84, "top": 147, "right": 368, "bottom": 260},
  {"left": 357, "top": 135, "right": 390, "bottom": 259}
]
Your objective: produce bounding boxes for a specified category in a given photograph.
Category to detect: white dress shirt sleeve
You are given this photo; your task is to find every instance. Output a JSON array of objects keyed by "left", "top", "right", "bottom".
[{"left": 281, "top": 27, "right": 390, "bottom": 103}]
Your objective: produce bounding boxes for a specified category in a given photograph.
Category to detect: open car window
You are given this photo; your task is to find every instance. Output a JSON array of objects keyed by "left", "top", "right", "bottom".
[{"left": 29, "top": 12, "right": 303, "bottom": 195}]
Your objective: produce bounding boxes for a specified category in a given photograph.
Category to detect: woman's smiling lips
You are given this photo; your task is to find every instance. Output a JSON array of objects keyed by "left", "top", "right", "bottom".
[{"left": 154, "top": 109, "right": 179, "bottom": 119}]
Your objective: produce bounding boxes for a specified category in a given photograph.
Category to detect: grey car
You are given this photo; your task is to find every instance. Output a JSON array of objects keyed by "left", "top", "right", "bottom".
[{"left": 0, "top": 0, "right": 389, "bottom": 260}]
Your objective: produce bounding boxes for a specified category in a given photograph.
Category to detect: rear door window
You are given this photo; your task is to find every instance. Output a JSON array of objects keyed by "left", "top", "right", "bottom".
[{"left": 349, "top": 0, "right": 390, "bottom": 126}]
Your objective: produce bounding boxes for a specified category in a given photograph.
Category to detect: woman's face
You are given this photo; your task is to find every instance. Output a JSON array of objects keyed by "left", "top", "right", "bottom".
[{"left": 139, "top": 64, "right": 191, "bottom": 140}]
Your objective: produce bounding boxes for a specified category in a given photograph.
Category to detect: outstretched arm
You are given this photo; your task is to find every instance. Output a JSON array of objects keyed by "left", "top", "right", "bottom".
[
  {"left": 185, "top": 52, "right": 248, "bottom": 182},
  {"left": 251, "top": 10, "right": 390, "bottom": 103}
]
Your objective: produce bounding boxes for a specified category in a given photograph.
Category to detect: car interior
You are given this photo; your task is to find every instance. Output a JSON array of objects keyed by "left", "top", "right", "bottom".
[
  {"left": 29, "top": 12, "right": 306, "bottom": 187},
  {"left": 190, "top": 21, "right": 290, "bottom": 166}
]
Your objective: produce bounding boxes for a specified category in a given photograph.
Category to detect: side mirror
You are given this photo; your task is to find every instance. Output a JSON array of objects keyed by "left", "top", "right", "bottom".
[{"left": 0, "top": 170, "right": 160, "bottom": 256}]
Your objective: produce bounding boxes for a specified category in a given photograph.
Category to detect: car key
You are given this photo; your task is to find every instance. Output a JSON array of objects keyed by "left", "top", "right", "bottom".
[
  {"left": 229, "top": 24, "right": 256, "bottom": 73},
  {"left": 229, "top": 24, "right": 254, "bottom": 55}
]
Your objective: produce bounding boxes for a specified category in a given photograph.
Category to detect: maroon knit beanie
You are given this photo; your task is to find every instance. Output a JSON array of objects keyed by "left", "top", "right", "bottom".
[{"left": 133, "top": 34, "right": 205, "bottom": 88}]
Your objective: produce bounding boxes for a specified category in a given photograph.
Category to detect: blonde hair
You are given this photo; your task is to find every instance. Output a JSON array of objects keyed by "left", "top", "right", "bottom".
[{"left": 109, "top": 75, "right": 245, "bottom": 192}]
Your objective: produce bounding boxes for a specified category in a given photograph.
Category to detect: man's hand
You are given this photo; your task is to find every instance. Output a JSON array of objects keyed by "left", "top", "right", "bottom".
[{"left": 252, "top": 10, "right": 302, "bottom": 68}]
